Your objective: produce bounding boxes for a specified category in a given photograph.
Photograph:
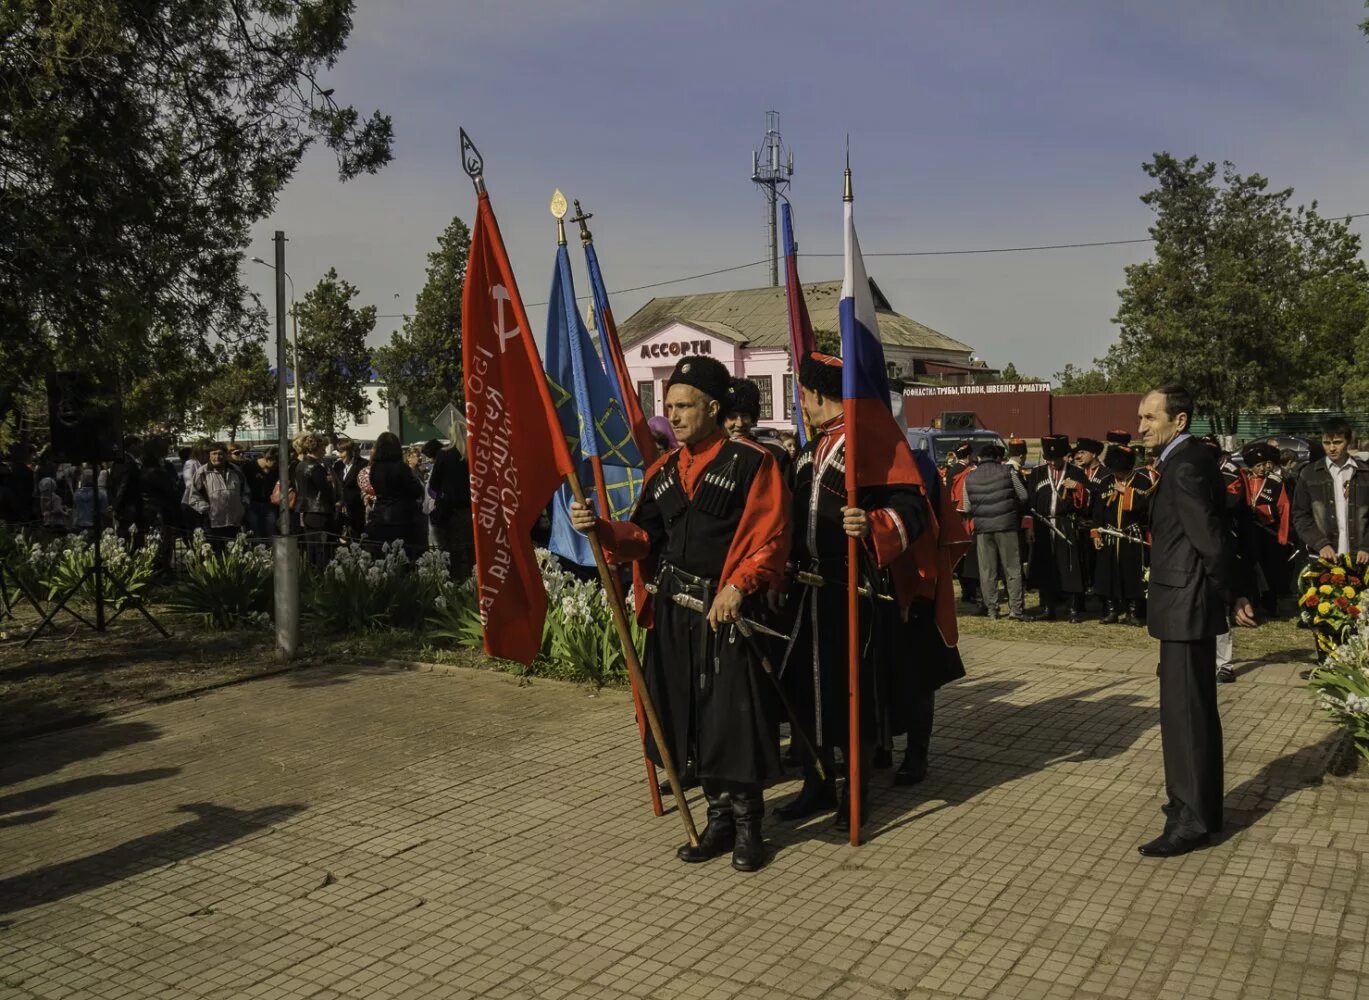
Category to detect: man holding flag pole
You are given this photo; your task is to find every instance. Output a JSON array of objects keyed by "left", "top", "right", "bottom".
[
  {"left": 569, "top": 354, "right": 792, "bottom": 872},
  {"left": 458, "top": 129, "right": 698, "bottom": 848}
]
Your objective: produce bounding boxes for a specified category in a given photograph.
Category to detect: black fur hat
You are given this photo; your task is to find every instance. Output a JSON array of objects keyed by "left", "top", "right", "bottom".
[
  {"left": 1103, "top": 445, "right": 1136, "bottom": 472},
  {"left": 1041, "top": 435, "right": 1071, "bottom": 460},
  {"left": 1075, "top": 437, "right": 1104, "bottom": 456},
  {"left": 725, "top": 378, "right": 761, "bottom": 422},
  {"left": 1106, "top": 430, "right": 1132, "bottom": 446},
  {"left": 798, "top": 351, "right": 843, "bottom": 398},
  {"left": 665, "top": 356, "right": 731, "bottom": 407}
]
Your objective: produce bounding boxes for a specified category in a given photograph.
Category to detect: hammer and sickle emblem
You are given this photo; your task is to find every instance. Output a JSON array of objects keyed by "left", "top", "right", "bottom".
[{"left": 491, "top": 285, "right": 520, "bottom": 353}]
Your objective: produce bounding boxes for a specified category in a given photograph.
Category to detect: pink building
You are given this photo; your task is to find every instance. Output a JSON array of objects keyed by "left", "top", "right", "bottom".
[{"left": 618, "top": 279, "right": 979, "bottom": 430}]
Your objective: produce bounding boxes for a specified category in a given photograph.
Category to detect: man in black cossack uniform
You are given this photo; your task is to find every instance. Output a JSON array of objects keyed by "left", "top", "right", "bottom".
[
  {"left": 571, "top": 356, "right": 791, "bottom": 872},
  {"left": 775, "top": 352, "right": 931, "bottom": 830},
  {"left": 1089, "top": 444, "right": 1155, "bottom": 625},
  {"left": 1028, "top": 435, "right": 1091, "bottom": 621}
]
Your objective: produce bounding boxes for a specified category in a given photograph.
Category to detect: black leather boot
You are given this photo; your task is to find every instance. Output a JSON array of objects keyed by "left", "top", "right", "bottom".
[
  {"left": 731, "top": 789, "right": 767, "bottom": 872},
  {"left": 1124, "top": 601, "right": 1143, "bottom": 626},
  {"left": 1068, "top": 594, "right": 1085, "bottom": 624},
  {"left": 657, "top": 764, "right": 699, "bottom": 798},
  {"left": 676, "top": 788, "right": 734, "bottom": 863},
  {"left": 833, "top": 784, "right": 870, "bottom": 832},
  {"left": 1100, "top": 600, "right": 1119, "bottom": 625},
  {"left": 775, "top": 769, "right": 837, "bottom": 820}
]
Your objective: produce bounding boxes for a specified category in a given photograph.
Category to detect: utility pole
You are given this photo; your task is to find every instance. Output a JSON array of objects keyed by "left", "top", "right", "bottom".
[
  {"left": 250, "top": 256, "right": 303, "bottom": 432},
  {"left": 272, "top": 232, "right": 299, "bottom": 661},
  {"left": 751, "top": 111, "right": 794, "bottom": 287}
]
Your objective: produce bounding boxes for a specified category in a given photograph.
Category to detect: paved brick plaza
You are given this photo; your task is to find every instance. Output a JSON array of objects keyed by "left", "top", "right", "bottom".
[{"left": 1, "top": 637, "right": 1366, "bottom": 1000}]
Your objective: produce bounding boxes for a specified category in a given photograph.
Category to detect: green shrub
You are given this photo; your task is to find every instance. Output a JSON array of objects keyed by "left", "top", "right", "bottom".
[
  {"left": 166, "top": 530, "right": 272, "bottom": 628},
  {"left": 304, "top": 541, "right": 453, "bottom": 632},
  {"left": 9, "top": 529, "right": 158, "bottom": 610}
]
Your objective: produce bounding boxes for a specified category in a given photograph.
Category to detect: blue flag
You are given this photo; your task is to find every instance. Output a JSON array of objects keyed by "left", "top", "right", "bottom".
[{"left": 544, "top": 245, "right": 645, "bottom": 567}]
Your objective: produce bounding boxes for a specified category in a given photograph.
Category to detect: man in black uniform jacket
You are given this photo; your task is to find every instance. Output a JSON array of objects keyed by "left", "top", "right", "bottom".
[
  {"left": 1136, "top": 386, "right": 1256, "bottom": 857},
  {"left": 1027, "top": 435, "right": 1090, "bottom": 621},
  {"left": 570, "top": 356, "right": 791, "bottom": 872},
  {"left": 775, "top": 352, "right": 929, "bottom": 829}
]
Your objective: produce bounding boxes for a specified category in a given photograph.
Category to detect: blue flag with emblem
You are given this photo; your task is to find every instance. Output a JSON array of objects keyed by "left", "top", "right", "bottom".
[{"left": 544, "top": 244, "right": 646, "bottom": 567}]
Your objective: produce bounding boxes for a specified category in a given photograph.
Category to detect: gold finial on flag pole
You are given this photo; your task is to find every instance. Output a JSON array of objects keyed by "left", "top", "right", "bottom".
[
  {"left": 570, "top": 199, "right": 594, "bottom": 245},
  {"left": 550, "top": 188, "right": 568, "bottom": 245}
]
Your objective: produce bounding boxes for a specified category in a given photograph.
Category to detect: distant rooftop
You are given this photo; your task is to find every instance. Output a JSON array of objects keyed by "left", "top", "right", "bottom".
[{"left": 618, "top": 279, "right": 974, "bottom": 356}]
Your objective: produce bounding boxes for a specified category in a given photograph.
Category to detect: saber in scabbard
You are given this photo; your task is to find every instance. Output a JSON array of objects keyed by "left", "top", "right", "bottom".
[
  {"left": 1029, "top": 510, "right": 1074, "bottom": 546},
  {"left": 794, "top": 569, "right": 895, "bottom": 603},
  {"left": 1095, "top": 524, "right": 1150, "bottom": 547},
  {"left": 645, "top": 584, "right": 827, "bottom": 781}
]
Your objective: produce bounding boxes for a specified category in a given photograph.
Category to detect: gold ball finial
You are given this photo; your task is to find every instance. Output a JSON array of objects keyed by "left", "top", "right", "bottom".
[{"left": 550, "top": 188, "right": 568, "bottom": 245}]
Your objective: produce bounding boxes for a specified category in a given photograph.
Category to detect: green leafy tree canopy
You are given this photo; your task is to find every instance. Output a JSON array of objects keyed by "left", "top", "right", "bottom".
[
  {"left": 196, "top": 341, "right": 277, "bottom": 442},
  {"left": 1103, "top": 153, "right": 1367, "bottom": 433},
  {"left": 372, "top": 216, "right": 470, "bottom": 424},
  {"left": 295, "top": 267, "right": 374, "bottom": 438},
  {"left": 0, "top": 0, "right": 393, "bottom": 397}
]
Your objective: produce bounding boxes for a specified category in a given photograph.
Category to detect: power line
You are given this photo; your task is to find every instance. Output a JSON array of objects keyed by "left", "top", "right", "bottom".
[{"left": 372, "top": 211, "right": 1369, "bottom": 313}]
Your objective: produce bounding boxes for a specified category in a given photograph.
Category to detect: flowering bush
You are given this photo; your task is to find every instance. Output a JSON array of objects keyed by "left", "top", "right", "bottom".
[
  {"left": 166, "top": 530, "right": 272, "bottom": 628},
  {"left": 304, "top": 541, "right": 452, "bottom": 632},
  {"left": 1308, "top": 624, "right": 1369, "bottom": 764},
  {"left": 429, "top": 549, "right": 643, "bottom": 685},
  {"left": 6, "top": 529, "right": 158, "bottom": 610},
  {"left": 1298, "top": 555, "right": 1365, "bottom": 657}
]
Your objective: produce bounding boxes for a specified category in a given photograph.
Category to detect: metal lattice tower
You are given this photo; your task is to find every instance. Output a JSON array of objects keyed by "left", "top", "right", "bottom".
[{"left": 751, "top": 111, "right": 793, "bottom": 287}]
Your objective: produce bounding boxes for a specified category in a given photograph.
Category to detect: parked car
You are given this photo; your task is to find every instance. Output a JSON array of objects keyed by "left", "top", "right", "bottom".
[{"left": 904, "top": 427, "right": 1006, "bottom": 464}]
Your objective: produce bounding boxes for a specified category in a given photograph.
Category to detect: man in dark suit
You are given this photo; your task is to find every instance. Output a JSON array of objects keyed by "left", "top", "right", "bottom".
[{"left": 1137, "top": 386, "right": 1257, "bottom": 857}]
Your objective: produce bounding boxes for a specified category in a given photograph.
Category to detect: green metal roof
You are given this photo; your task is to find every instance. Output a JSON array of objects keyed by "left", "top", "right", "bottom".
[{"left": 618, "top": 279, "right": 975, "bottom": 356}]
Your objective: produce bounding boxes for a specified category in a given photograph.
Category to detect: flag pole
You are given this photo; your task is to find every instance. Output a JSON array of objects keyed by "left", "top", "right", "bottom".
[
  {"left": 843, "top": 160, "right": 862, "bottom": 848},
  {"left": 553, "top": 193, "right": 666, "bottom": 819},
  {"left": 546, "top": 188, "right": 689, "bottom": 839}
]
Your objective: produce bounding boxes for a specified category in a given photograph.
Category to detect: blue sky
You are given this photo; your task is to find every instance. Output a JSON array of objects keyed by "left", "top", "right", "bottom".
[{"left": 245, "top": 0, "right": 1369, "bottom": 380}]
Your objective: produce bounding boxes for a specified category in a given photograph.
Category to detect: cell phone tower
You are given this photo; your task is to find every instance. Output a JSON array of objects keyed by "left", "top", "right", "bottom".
[{"left": 751, "top": 111, "right": 793, "bottom": 287}]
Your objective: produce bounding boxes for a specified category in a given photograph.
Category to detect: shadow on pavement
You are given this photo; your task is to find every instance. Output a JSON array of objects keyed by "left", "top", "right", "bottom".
[
  {"left": 1223, "top": 730, "right": 1344, "bottom": 834},
  {"left": 0, "top": 801, "right": 306, "bottom": 916},
  {"left": 0, "top": 766, "right": 180, "bottom": 818},
  {"left": 0, "top": 719, "right": 163, "bottom": 789},
  {"left": 770, "top": 677, "right": 1155, "bottom": 850}
]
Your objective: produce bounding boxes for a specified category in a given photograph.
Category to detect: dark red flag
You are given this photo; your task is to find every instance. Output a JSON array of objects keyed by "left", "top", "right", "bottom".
[{"left": 463, "top": 191, "right": 576, "bottom": 665}]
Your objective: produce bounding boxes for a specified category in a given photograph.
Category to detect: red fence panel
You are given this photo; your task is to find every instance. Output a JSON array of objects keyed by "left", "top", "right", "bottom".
[{"left": 1050, "top": 393, "right": 1145, "bottom": 441}]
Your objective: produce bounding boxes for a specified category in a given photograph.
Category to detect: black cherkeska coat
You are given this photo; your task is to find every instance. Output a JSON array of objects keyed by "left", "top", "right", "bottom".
[
  {"left": 1027, "top": 462, "right": 1090, "bottom": 595},
  {"left": 1090, "top": 469, "right": 1154, "bottom": 603},
  {"left": 779, "top": 431, "right": 928, "bottom": 752}
]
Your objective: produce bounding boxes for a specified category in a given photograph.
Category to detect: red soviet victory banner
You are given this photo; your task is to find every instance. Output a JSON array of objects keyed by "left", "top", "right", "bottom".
[{"left": 463, "top": 190, "right": 577, "bottom": 665}]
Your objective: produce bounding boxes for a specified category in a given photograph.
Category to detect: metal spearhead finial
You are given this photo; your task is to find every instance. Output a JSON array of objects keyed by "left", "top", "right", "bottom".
[
  {"left": 459, "top": 128, "right": 485, "bottom": 193},
  {"left": 550, "top": 188, "right": 568, "bottom": 245},
  {"left": 843, "top": 135, "right": 853, "bottom": 203},
  {"left": 569, "top": 199, "right": 594, "bottom": 244}
]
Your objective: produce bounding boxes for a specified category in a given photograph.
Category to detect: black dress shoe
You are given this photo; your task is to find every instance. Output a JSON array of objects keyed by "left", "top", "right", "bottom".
[
  {"left": 1068, "top": 612, "right": 1084, "bottom": 624},
  {"left": 1217, "top": 665, "right": 1237, "bottom": 683},
  {"left": 1031, "top": 608, "right": 1056, "bottom": 622},
  {"left": 1137, "top": 832, "right": 1210, "bottom": 858},
  {"left": 893, "top": 757, "right": 928, "bottom": 786},
  {"left": 775, "top": 780, "right": 837, "bottom": 820}
]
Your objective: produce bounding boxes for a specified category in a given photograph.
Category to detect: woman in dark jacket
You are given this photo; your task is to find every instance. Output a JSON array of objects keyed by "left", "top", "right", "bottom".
[
  {"left": 365, "top": 432, "right": 423, "bottom": 552},
  {"left": 293, "top": 432, "right": 337, "bottom": 568}
]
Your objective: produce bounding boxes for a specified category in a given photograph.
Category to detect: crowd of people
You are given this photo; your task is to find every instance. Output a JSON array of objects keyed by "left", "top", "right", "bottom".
[
  {"left": 0, "top": 429, "right": 474, "bottom": 577},
  {"left": 941, "top": 416, "right": 1369, "bottom": 680}
]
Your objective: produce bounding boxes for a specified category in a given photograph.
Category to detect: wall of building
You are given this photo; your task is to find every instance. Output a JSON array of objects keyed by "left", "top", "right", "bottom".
[
  {"left": 625, "top": 321, "right": 920, "bottom": 431},
  {"left": 901, "top": 385, "right": 1145, "bottom": 440}
]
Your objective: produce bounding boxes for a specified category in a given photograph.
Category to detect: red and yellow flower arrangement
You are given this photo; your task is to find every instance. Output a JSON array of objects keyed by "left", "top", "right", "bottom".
[{"left": 1298, "top": 555, "right": 1365, "bottom": 656}]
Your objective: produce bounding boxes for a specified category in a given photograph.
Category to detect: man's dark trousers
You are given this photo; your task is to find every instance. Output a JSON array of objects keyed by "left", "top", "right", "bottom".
[{"left": 1158, "top": 639, "right": 1222, "bottom": 837}]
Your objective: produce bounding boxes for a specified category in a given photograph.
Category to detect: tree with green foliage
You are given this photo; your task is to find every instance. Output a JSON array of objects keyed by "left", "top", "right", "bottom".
[
  {"left": 295, "top": 268, "right": 374, "bottom": 439},
  {"left": 196, "top": 341, "right": 277, "bottom": 442},
  {"left": 372, "top": 217, "right": 470, "bottom": 424},
  {"left": 1052, "top": 364, "right": 1113, "bottom": 395},
  {"left": 1103, "top": 153, "right": 1368, "bottom": 433},
  {"left": 0, "top": 0, "right": 393, "bottom": 426}
]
